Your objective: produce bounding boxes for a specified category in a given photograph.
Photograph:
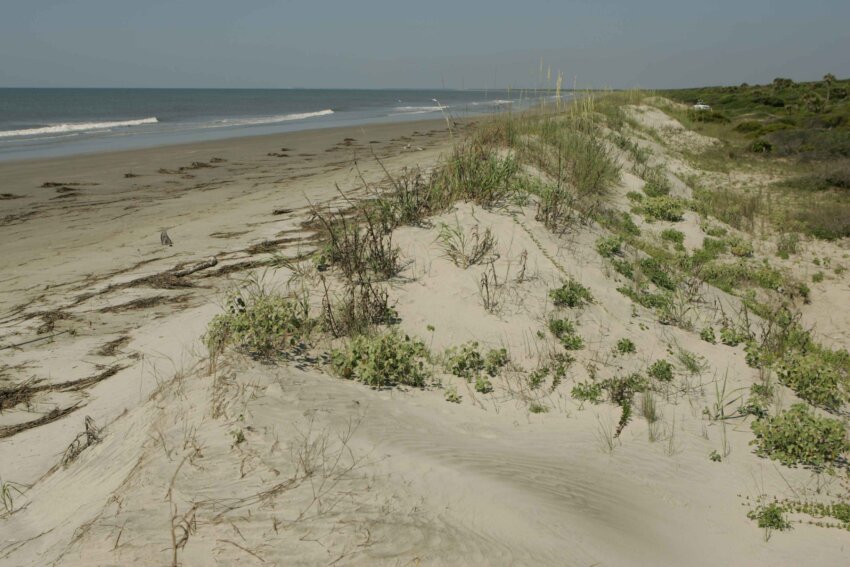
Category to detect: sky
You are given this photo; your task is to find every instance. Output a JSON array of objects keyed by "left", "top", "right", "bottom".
[{"left": 1, "top": 0, "right": 849, "bottom": 90}]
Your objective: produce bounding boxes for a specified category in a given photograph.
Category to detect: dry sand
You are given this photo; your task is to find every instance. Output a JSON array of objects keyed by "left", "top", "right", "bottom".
[{"left": 2, "top": 109, "right": 850, "bottom": 566}]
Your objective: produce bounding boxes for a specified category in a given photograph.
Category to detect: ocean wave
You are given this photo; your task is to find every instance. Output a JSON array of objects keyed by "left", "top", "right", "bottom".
[
  {"left": 390, "top": 105, "right": 447, "bottom": 116},
  {"left": 0, "top": 117, "right": 159, "bottom": 139},
  {"left": 469, "top": 99, "right": 515, "bottom": 106},
  {"left": 214, "top": 109, "right": 335, "bottom": 127}
]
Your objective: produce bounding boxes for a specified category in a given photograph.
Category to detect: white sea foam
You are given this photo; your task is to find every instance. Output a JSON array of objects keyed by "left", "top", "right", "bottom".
[
  {"left": 0, "top": 117, "right": 159, "bottom": 139},
  {"left": 469, "top": 99, "right": 515, "bottom": 106},
  {"left": 214, "top": 109, "right": 335, "bottom": 127},
  {"left": 390, "top": 105, "right": 447, "bottom": 116}
]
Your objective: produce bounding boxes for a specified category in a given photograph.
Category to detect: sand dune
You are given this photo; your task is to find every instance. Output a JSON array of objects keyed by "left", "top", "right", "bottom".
[{"left": 2, "top": 105, "right": 850, "bottom": 566}]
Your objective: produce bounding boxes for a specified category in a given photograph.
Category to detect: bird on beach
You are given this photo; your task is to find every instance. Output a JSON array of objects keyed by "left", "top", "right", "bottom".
[{"left": 160, "top": 229, "right": 173, "bottom": 246}]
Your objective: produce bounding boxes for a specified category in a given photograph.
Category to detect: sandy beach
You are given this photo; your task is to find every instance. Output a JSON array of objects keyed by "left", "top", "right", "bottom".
[{"left": 2, "top": 98, "right": 850, "bottom": 567}]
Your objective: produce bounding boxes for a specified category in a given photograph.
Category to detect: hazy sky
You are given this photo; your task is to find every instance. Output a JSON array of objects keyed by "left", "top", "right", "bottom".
[{"left": 2, "top": 0, "right": 848, "bottom": 89}]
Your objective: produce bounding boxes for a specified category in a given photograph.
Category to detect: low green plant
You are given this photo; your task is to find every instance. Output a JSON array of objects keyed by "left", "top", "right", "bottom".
[
  {"left": 332, "top": 331, "right": 430, "bottom": 388},
  {"left": 776, "top": 233, "right": 800, "bottom": 259},
  {"left": 572, "top": 381, "right": 603, "bottom": 404},
  {"left": 615, "top": 338, "right": 637, "bottom": 355},
  {"left": 750, "top": 404, "right": 849, "bottom": 469},
  {"left": 640, "top": 196, "right": 685, "bottom": 222},
  {"left": 626, "top": 191, "right": 643, "bottom": 203},
  {"left": 548, "top": 318, "right": 584, "bottom": 350},
  {"left": 676, "top": 347, "right": 709, "bottom": 375},
  {"left": 642, "top": 167, "right": 672, "bottom": 197},
  {"left": 638, "top": 257, "right": 677, "bottom": 290},
  {"left": 596, "top": 236, "right": 624, "bottom": 258},
  {"left": 644, "top": 360, "right": 671, "bottom": 383},
  {"left": 206, "top": 292, "right": 312, "bottom": 359},
  {"left": 602, "top": 372, "right": 648, "bottom": 437},
  {"left": 812, "top": 271, "right": 824, "bottom": 283},
  {"left": 709, "top": 450, "right": 722, "bottom": 462},
  {"left": 484, "top": 347, "right": 509, "bottom": 376},
  {"left": 747, "top": 502, "right": 791, "bottom": 535},
  {"left": 661, "top": 228, "right": 685, "bottom": 249},
  {"left": 445, "top": 385, "right": 462, "bottom": 403},
  {"left": 550, "top": 278, "right": 594, "bottom": 308},
  {"left": 444, "top": 342, "right": 508, "bottom": 381},
  {"left": 529, "top": 402, "right": 549, "bottom": 414},
  {"left": 474, "top": 376, "right": 493, "bottom": 393},
  {"left": 533, "top": 352, "right": 574, "bottom": 392},
  {"left": 700, "top": 327, "right": 716, "bottom": 343},
  {"left": 727, "top": 236, "right": 754, "bottom": 258},
  {"left": 444, "top": 341, "right": 484, "bottom": 380},
  {"left": 776, "top": 350, "right": 849, "bottom": 411},
  {"left": 719, "top": 326, "right": 745, "bottom": 347},
  {"left": 703, "top": 225, "right": 728, "bottom": 237}
]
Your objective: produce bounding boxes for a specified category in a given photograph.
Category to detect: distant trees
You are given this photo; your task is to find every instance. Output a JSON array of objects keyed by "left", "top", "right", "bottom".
[
  {"left": 801, "top": 91, "right": 824, "bottom": 113},
  {"left": 772, "top": 78, "right": 794, "bottom": 91},
  {"left": 823, "top": 73, "right": 836, "bottom": 102}
]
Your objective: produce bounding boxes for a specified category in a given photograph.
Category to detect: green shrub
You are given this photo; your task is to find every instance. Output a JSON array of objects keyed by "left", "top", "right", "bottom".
[
  {"left": 703, "top": 225, "right": 728, "bottom": 237},
  {"left": 612, "top": 258, "right": 634, "bottom": 279},
  {"left": 639, "top": 257, "right": 677, "bottom": 290},
  {"left": 727, "top": 236, "right": 754, "bottom": 257},
  {"left": 550, "top": 278, "right": 594, "bottom": 308},
  {"left": 332, "top": 331, "right": 430, "bottom": 388},
  {"left": 661, "top": 228, "right": 685, "bottom": 247},
  {"left": 776, "top": 233, "right": 800, "bottom": 259},
  {"left": 648, "top": 359, "right": 674, "bottom": 382},
  {"left": 641, "top": 196, "right": 685, "bottom": 222},
  {"left": 475, "top": 376, "right": 494, "bottom": 394},
  {"left": 813, "top": 271, "right": 824, "bottom": 283},
  {"left": 445, "top": 342, "right": 508, "bottom": 381},
  {"left": 571, "top": 381, "right": 603, "bottom": 404},
  {"left": 700, "top": 327, "right": 716, "bottom": 343},
  {"left": 548, "top": 318, "right": 585, "bottom": 350},
  {"left": 701, "top": 237, "right": 728, "bottom": 258},
  {"left": 626, "top": 191, "right": 644, "bottom": 202},
  {"left": 206, "top": 293, "right": 312, "bottom": 359},
  {"left": 444, "top": 341, "right": 484, "bottom": 380},
  {"left": 532, "top": 352, "right": 574, "bottom": 392},
  {"left": 748, "top": 503, "right": 791, "bottom": 532},
  {"left": 735, "top": 120, "right": 764, "bottom": 134},
  {"left": 596, "top": 236, "right": 624, "bottom": 258},
  {"left": 719, "top": 326, "right": 745, "bottom": 347},
  {"left": 750, "top": 404, "right": 849, "bottom": 468},
  {"left": 776, "top": 351, "right": 848, "bottom": 411},
  {"left": 601, "top": 372, "right": 648, "bottom": 437},
  {"left": 484, "top": 347, "right": 509, "bottom": 376},
  {"left": 617, "top": 286, "right": 672, "bottom": 311},
  {"left": 616, "top": 338, "right": 637, "bottom": 355},
  {"left": 750, "top": 139, "right": 773, "bottom": 153},
  {"left": 642, "top": 168, "right": 672, "bottom": 197},
  {"left": 445, "top": 386, "right": 461, "bottom": 403}
]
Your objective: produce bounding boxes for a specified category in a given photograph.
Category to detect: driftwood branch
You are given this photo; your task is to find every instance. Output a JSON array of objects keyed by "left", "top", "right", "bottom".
[{"left": 171, "top": 257, "right": 217, "bottom": 278}]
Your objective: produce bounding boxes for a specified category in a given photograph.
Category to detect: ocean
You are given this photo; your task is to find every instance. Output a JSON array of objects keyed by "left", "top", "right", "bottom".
[{"left": 0, "top": 88, "right": 557, "bottom": 161}]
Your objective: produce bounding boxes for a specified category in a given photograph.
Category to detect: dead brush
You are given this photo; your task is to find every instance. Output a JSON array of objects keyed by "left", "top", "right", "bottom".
[
  {"left": 0, "top": 377, "right": 40, "bottom": 412},
  {"left": 320, "top": 275, "right": 396, "bottom": 338},
  {"left": 61, "top": 415, "right": 102, "bottom": 467},
  {"left": 437, "top": 219, "right": 498, "bottom": 268},
  {"left": 477, "top": 261, "right": 505, "bottom": 314},
  {"left": 312, "top": 197, "right": 401, "bottom": 283},
  {"left": 1, "top": 477, "right": 26, "bottom": 517}
]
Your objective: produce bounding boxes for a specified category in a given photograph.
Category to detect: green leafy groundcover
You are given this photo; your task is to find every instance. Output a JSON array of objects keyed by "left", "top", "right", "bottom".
[
  {"left": 750, "top": 403, "right": 849, "bottom": 469},
  {"left": 331, "top": 331, "right": 430, "bottom": 388}
]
